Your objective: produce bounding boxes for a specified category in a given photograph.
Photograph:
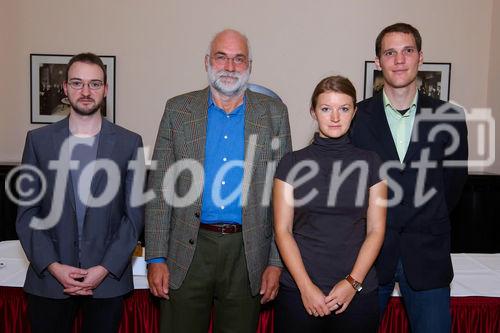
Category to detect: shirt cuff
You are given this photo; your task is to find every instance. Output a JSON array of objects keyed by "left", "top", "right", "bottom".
[{"left": 146, "top": 257, "right": 166, "bottom": 264}]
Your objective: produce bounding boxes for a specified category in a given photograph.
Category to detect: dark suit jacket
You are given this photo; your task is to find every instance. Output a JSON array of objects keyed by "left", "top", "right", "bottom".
[
  {"left": 145, "top": 87, "right": 292, "bottom": 296},
  {"left": 16, "top": 117, "right": 144, "bottom": 299},
  {"left": 351, "top": 92, "right": 468, "bottom": 290}
]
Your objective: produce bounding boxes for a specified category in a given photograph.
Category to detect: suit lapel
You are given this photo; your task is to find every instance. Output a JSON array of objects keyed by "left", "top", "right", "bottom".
[
  {"left": 51, "top": 117, "right": 76, "bottom": 212},
  {"left": 89, "top": 118, "right": 116, "bottom": 202},
  {"left": 183, "top": 88, "right": 209, "bottom": 208},
  {"left": 241, "top": 90, "right": 266, "bottom": 213},
  {"left": 366, "top": 93, "right": 400, "bottom": 161},
  {"left": 403, "top": 93, "right": 429, "bottom": 164},
  {"left": 244, "top": 90, "right": 266, "bottom": 160},
  {"left": 184, "top": 88, "right": 209, "bottom": 164}
]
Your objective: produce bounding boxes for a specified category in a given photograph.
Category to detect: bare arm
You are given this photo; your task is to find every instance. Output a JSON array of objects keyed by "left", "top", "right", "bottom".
[
  {"left": 273, "top": 179, "right": 330, "bottom": 317},
  {"left": 326, "top": 180, "right": 387, "bottom": 313}
]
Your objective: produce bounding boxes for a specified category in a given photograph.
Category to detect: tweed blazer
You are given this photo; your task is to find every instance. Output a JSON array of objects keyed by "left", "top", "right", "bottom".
[{"left": 145, "top": 87, "right": 292, "bottom": 295}]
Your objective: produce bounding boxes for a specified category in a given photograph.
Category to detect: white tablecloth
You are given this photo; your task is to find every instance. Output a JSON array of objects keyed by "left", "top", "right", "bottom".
[
  {"left": 0, "top": 240, "right": 149, "bottom": 289},
  {"left": 1, "top": 240, "right": 500, "bottom": 296}
]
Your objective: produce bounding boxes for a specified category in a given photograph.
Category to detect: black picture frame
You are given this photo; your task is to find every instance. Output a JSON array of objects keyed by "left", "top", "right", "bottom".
[
  {"left": 363, "top": 61, "right": 451, "bottom": 101},
  {"left": 30, "top": 53, "right": 115, "bottom": 124}
]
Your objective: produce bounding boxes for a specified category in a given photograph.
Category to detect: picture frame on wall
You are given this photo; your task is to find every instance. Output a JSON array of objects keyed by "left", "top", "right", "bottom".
[
  {"left": 363, "top": 61, "right": 451, "bottom": 101},
  {"left": 30, "top": 54, "right": 115, "bottom": 124}
]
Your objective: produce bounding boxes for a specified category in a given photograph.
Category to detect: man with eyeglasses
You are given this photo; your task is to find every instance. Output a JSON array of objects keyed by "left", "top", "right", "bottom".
[
  {"left": 351, "top": 23, "right": 468, "bottom": 332},
  {"left": 145, "top": 29, "right": 291, "bottom": 332},
  {"left": 16, "top": 52, "right": 144, "bottom": 333}
]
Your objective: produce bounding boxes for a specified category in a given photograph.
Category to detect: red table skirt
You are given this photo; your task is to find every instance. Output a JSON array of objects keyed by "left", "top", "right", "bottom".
[{"left": 2, "top": 287, "right": 499, "bottom": 333}]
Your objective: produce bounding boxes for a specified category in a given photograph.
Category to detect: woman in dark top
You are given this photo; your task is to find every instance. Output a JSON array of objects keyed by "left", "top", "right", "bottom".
[{"left": 273, "top": 76, "right": 387, "bottom": 332}]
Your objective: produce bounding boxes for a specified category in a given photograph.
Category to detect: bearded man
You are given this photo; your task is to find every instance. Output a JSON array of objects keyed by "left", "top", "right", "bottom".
[
  {"left": 16, "top": 52, "right": 144, "bottom": 333},
  {"left": 145, "top": 29, "right": 292, "bottom": 333}
]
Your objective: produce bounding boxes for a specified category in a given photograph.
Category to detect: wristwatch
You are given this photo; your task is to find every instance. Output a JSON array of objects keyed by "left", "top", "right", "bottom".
[{"left": 345, "top": 274, "right": 363, "bottom": 292}]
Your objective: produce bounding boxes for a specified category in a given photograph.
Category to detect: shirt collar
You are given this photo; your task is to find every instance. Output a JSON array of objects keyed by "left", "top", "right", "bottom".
[
  {"left": 208, "top": 90, "right": 246, "bottom": 116},
  {"left": 383, "top": 90, "right": 418, "bottom": 118}
]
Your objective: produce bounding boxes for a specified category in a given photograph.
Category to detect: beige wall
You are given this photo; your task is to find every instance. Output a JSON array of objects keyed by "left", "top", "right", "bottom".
[
  {"left": 488, "top": 0, "right": 500, "bottom": 172},
  {"left": 0, "top": 0, "right": 497, "bottom": 173}
]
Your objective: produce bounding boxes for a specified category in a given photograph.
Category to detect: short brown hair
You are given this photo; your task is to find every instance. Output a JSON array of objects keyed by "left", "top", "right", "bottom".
[
  {"left": 375, "top": 23, "right": 422, "bottom": 57},
  {"left": 65, "top": 52, "right": 107, "bottom": 83},
  {"left": 310, "top": 76, "right": 356, "bottom": 110}
]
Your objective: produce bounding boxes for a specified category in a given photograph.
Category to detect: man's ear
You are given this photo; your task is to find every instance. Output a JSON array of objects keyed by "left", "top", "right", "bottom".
[
  {"left": 63, "top": 81, "right": 68, "bottom": 96},
  {"left": 204, "top": 55, "right": 209, "bottom": 72},
  {"left": 418, "top": 51, "right": 424, "bottom": 66},
  {"left": 375, "top": 57, "right": 381, "bottom": 70}
]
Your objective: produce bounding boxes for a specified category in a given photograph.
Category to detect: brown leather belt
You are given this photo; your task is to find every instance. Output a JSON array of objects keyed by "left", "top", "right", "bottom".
[{"left": 199, "top": 223, "right": 242, "bottom": 234}]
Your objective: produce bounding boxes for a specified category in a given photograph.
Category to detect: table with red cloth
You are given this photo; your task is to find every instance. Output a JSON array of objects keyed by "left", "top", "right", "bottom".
[{"left": 1, "top": 241, "right": 500, "bottom": 333}]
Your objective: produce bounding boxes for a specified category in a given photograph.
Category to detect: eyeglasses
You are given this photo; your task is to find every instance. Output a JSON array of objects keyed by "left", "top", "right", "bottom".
[
  {"left": 67, "top": 79, "right": 105, "bottom": 90},
  {"left": 211, "top": 54, "right": 249, "bottom": 66}
]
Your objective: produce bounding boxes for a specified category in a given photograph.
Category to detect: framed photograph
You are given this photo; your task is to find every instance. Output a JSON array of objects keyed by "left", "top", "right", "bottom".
[
  {"left": 30, "top": 54, "right": 115, "bottom": 124},
  {"left": 363, "top": 61, "right": 451, "bottom": 101}
]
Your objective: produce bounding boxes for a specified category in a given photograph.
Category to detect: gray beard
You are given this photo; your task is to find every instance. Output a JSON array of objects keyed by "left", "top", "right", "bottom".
[{"left": 207, "top": 64, "right": 249, "bottom": 97}]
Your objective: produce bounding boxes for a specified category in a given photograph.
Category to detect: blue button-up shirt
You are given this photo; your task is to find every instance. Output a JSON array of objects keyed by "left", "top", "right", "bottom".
[
  {"left": 200, "top": 94, "right": 245, "bottom": 224},
  {"left": 146, "top": 93, "right": 246, "bottom": 264}
]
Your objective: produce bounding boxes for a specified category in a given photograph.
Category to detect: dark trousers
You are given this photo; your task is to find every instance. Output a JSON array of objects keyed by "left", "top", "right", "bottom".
[
  {"left": 379, "top": 260, "right": 451, "bottom": 333},
  {"left": 160, "top": 228, "right": 261, "bottom": 333},
  {"left": 274, "top": 286, "right": 379, "bottom": 333},
  {"left": 27, "top": 293, "right": 124, "bottom": 333}
]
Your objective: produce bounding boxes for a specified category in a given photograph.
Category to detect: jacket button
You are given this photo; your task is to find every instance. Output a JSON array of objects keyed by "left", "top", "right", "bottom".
[
  {"left": 194, "top": 212, "right": 200, "bottom": 218},
  {"left": 189, "top": 239, "right": 195, "bottom": 245}
]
